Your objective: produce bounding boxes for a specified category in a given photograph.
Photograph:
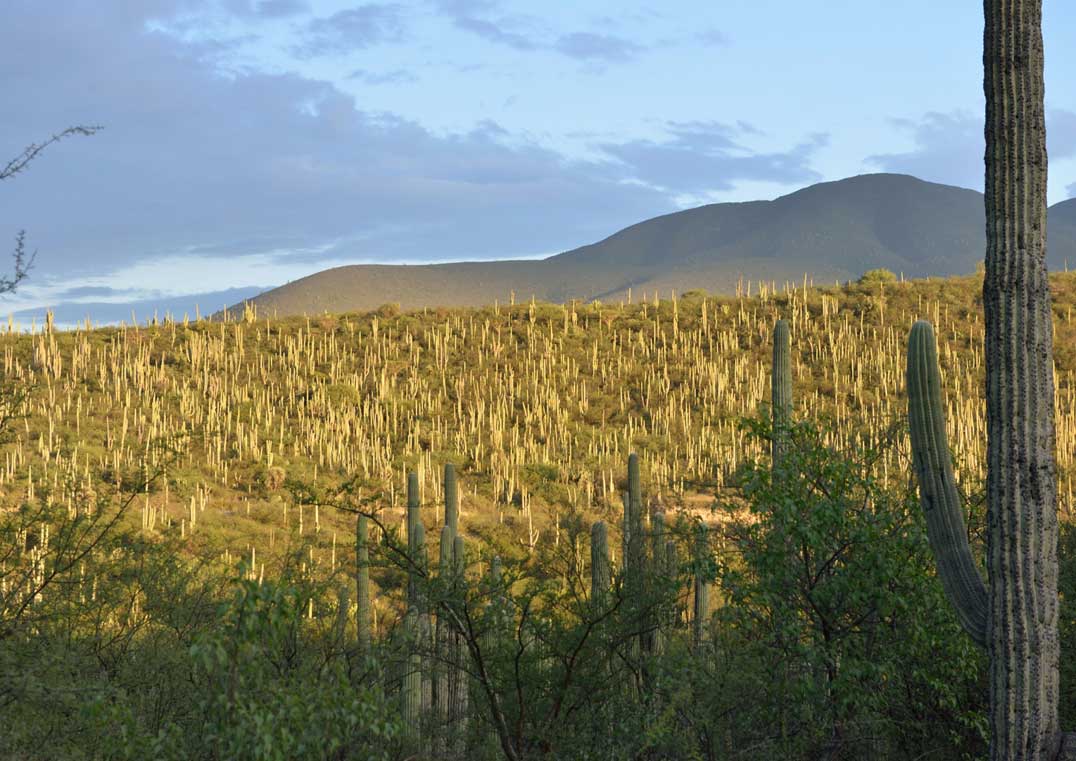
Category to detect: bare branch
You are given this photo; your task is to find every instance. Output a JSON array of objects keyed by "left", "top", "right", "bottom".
[{"left": 0, "top": 126, "right": 102, "bottom": 182}]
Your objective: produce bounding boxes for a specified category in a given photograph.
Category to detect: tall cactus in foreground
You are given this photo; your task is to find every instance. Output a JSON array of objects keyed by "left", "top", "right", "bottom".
[
  {"left": 649, "top": 512, "right": 667, "bottom": 654},
  {"left": 483, "top": 555, "right": 507, "bottom": 754},
  {"left": 444, "top": 462, "right": 459, "bottom": 535},
  {"left": 434, "top": 522, "right": 456, "bottom": 754},
  {"left": 402, "top": 471, "right": 427, "bottom": 743},
  {"left": 403, "top": 614, "right": 423, "bottom": 730},
  {"left": 906, "top": 1, "right": 1076, "bottom": 757},
  {"left": 909, "top": 321, "right": 1075, "bottom": 759},
  {"left": 448, "top": 534, "right": 469, "bottom": 747},
  {"left": 355, "top": 513, "right": 371, "bottom": 652},
  {"left": 692, "top": 528, "right": 710, "bottom": 649},
  {"left": 666, "top": 540, "right": 679, "bottom": 627},
  {"left": 406, "top": 471, "right": 423, "bottom": 610},
  {"left": 771, "top": 318, "right": 792, "bottom": 466},
  {"left": 623, "top": 453, "right": 647, "bottom": 657},
  {"left": 906, "top": 324, "right": 988, "bottom": 645}
]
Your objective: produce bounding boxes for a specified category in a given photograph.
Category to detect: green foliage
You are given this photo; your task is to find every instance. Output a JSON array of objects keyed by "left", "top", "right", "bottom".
[
  {"left": 858, "top": 268, "right": 898, "bottom": 285},
  {"left": 0, "top": 498, "right": 402, "bottom": 761},
  {"left": 714, "top": 415, "right": 987, "bottom": 758},
  {"left": 187, "top": 572, "right": 400, "bottom": 761},
  {"left": 1061, "top": 522, "right": 1076, "bottom": 730}
]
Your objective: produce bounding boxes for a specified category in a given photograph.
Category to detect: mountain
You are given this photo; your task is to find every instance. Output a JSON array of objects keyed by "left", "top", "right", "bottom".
[
  {"left": 1051, "top": 198, "right": 1076, "bottom": 271},
  {"left": 226, "top": 174, "right": 1076, "bottom": 318}
]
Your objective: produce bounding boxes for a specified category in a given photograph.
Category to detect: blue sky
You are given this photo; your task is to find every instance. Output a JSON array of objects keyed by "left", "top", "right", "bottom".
[{"left": 3, "top": 0, "right": 1076, "bottom": 324}]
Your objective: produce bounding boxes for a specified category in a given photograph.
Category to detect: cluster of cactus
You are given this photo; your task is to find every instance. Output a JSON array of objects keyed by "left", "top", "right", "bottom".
[
  {"left": 434, "top": 464, "right": 469, "bottom": 752},
  {"left": 378, "top": 320, "right": 798, "bottom": 750},
  {"left": 393, "top": 465, "right": 474, "bottom": 751},
  {"left": 613, "top": 451, "right": 704, "bottom": 662},
  {"left": 386, "top": 320, "right": 797, "bottom": 750},
  {"left": 402, "top": 471, "right": 427, "bottom": 737}
]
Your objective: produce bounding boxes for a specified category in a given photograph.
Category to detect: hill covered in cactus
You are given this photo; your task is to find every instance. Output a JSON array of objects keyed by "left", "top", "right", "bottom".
[
  {"left": 9, "top": 271, "right": 1076, "bottom": 758},
  {"left": 229, "top": 173, "right": 1076, "bottom": 319},
  {"left": 11, "top": 269, "right": 1076, "bottom": 577}
]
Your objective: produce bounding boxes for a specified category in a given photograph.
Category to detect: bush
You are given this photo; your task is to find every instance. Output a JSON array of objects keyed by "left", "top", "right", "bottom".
[
  {"left": 713, "top": 415, "right": 987, "bottom": 759},
  {"left": 857, "top": 268, "right": 897, "bottom": 285}
]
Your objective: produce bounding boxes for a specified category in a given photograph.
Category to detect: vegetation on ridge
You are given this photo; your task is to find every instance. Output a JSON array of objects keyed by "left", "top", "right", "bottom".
[{"left": 3, "top": 272, "right": 1076, "bottom": 757}]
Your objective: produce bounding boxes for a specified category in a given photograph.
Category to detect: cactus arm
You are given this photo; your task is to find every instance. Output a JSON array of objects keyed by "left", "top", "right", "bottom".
[{"left": 906, "top": 321, "right": 988, "bottom": 647}]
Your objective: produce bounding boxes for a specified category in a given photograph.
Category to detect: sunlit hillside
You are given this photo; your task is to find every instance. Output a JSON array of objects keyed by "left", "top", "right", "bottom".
[
  {"left": 9, "top": 269, "right": 1076, "bottom": 758},
  {"left": 8, "top": 271, "right": 1076, "bottom": 593}
]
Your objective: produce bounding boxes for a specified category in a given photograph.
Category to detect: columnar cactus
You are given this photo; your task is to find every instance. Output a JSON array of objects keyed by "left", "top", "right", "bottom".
[
  {"left": 649, "top": 512, "right": 667, "bottom": 654},
  {"left": 449, "top": 534, "right": 469, "bottom": 744},
  {"left": 438, "top": 525, "right": 456, "bottom": 581},
  {"left": 621, "top": 453, "right": 649, "bottom": 662},
  {"left": 483, "top": 555, "right": 506, "bottom": 753},
  {"left": 406, "top": 471, "right": 423, "bottom": 610},
  {"left": 665, "top": 540, "right": 679, "bottom": 626},
  {"left": 907, "top": 3, "right": 1075, "bottom": 755},
  {"left": 693, "top": 529, "right": 710, "bottom": 648},
  {"left": 355, "top": 513, "right": 371, "bottom": 652},
  {"left": 445, "top": 463, "right": 459, "bottom": 535},
  {"left": 771, "top": 319, "right": 792, "bottom": 465},
  {"left": 623, "top": 454, "right": 645, "bottom": 591},
  {"left": 435, "top": 522, "right": 456, "bottom": 749},
  {"left": 906, "top": 323, "right": 987, "bottom": 645},
  {"left": 590, "top": 521, "right": 610, "bottom": 604},
  {"left": 403, "top": 611, "right": 423, "bottom": 740},
  {"left": 402, "top": 471, "right": 429, "bottom": 739},
  {"left": 649, "top": 512, "right": 666, "bottom": 573}
]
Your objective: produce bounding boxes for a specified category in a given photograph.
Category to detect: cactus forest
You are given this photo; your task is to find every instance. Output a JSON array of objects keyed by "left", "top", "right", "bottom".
[
  {"left": 6, "top": 1, "right": 1076, "bottom": 759},
  {"left": 1, "top": 267, "right": 1076, "bottom": 759}
]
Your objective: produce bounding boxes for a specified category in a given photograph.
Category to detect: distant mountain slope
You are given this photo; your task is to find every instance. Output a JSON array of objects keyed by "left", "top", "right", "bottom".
[
  {"left": 229, "top": 174, "right": 1076, "bottom": 318},
  {"left": 1051, "top": 198, "right": 1076, "bottom": 271}
]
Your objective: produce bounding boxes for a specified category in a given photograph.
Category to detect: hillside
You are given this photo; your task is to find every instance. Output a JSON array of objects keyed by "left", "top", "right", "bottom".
[
  {"left": 13, "top": 270, "right": 1076, "bottom": 573},
  {"left": 230, "top": 173, "right": 1076, "bottom": 318},
  {"left": 10, "top": 271, "right": 1076, "bottom": 758}
]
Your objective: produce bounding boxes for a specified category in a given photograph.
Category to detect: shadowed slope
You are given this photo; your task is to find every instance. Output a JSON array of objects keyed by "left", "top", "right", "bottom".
[{"left": 227, "top": 174, "right": 1076, "bottom": 317}]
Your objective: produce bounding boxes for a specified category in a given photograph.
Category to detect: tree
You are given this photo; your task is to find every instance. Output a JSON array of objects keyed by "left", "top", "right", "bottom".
[
  {"left": 1, "top": 125, "right": 101, "bottom": 295},
  {"left": 719, "top": 415, "right": 986, "bottom": 759},
  {"left": 905, "top": 1, "right": 1076, "bottom": 757}
]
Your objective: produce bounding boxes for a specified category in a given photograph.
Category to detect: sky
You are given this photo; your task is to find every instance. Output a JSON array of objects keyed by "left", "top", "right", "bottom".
[{"left": 3, "top": 0, "right": 1076, "bottom": 325}]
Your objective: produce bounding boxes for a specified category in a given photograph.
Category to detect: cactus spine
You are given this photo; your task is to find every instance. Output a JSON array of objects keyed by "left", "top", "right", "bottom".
[
  {"left": 771, "top": 318, "right": 792, "bottom": 465},
  {"left": 906, "top": 3, "right": 1075, "bottom": 754}
]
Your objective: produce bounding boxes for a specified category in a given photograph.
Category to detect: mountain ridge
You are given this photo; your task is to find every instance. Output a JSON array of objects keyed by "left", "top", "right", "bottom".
[{"left": 226, "top": 173, "right": 1076, "bottom": 318}]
